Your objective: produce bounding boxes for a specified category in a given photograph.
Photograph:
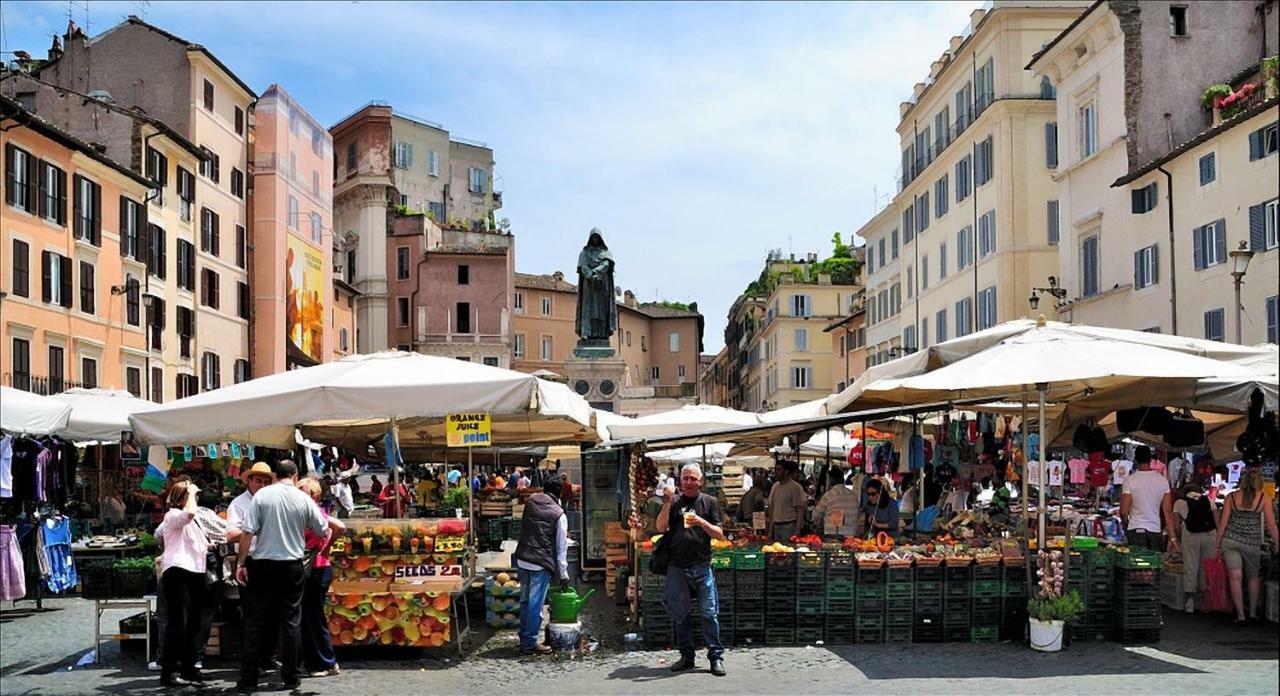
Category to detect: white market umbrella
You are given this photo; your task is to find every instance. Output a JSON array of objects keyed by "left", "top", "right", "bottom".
[
  {"left": 760, "top": 397, "right": 830, "bottom": 423},
  {"left": 647, "top": 442, "right": 734, "bottom": 466},
  {"left": 603, "top": 404, "right": 761, "bottom": 441},
  {"left": 798, "top": 428, "right": 859, "bottom": 458},
  {"left": 0, "top": 386, "right": 72, "bottom": 436},
  {"left": 48, "top": 388, "right": 159, "bottom": 443}
]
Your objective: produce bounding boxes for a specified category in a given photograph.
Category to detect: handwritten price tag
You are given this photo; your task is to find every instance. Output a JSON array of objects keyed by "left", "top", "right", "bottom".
[{"left": 434, "top": 536, "right": 466, "bottom": 553}]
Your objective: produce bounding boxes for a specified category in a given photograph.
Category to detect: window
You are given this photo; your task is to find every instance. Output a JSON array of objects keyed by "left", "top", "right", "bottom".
[
  {"left": 200, "top": 207, "right": 220, "bottom": 256},
  {"left": 878, "top": 237, "right": 886, "bottom": 268},
  {"left": 1198, "top": 153, "right": 1216, "bottom": 186},
  {"left": 456, "top": 302, "right": 471, "bottom": 333},
  {"left": 1040, "top": 76, "right": 1056, "bottom": 99},
  {"left": 934, "top": 107, "right": 950, "bottom": 153},
  {"left": 1081, "top": 234, "right": 1100, "bottom": 297},
  {"left": 916, "top": 194, "right": 929, "bottom": 234},
  {"left": 977, "top": 286, "right": 997, "bottom": 330},
  {"left": 790, "top": 294, "right": 811, "bottom": 317},
  {"left": 513, "top": 291, "right": 524, "bottom": 315},
  {"left": 199, "top": 147, "right": 220, "bottom": 183},
  {"left": 891, "top": 229, "right": 900, "bottom": 259},
  {"left": 793, "top": 328, "right": 807, "bottom": 351},
  {"left": 975, "top": 57, "right": 994, "bottom": 112},
  {"left": 123, "top": 275, "right": 140, "bottom": 326},
  {"left": 147, "top": 224, "right": 167, "bottom": 279},
  {"left": 120, "top": 197, "right": 144, "bottom": 260},
  {"left": 428, "top": 150, "right": 439, "bottom": 177},
  {"left": 1267, "top": 295, "right": 1278, "bottom": 344},
  {"left": 955, "top": 82, "right": 973, "bottom": 133},
  {"left": 340, "top": 328, "right": 350, "bottom": 352},
  {"left": 81, "top": 357, "right": 98, "bottom": 389},
  {"left": 10, "top": 338, "right": 30, "bottom": 391},
  {"left": 955, "top": 298, "right": 973, "bottom": 337},
  {"left": 288, "top": 195, "right": 298, "bottom": 229},
  {"left": 939, "top": 242, "right": 948, "bottom": 279},
  {"left": 1203, "top": 308, "right": 1225, "bottom": 342},
  {"left": 346, "top": 142, "right": 357, "bottom": 174},
  {"left": 1249, "top": 122, "right": 1279, "bottom": 160},
  {"left": 975, "top": 136, "right": 994, "bottom": 186},
  {"left": 482, "top": 356, "right": 499, "bottom": 368},
  {"left": 312, "top": 171, "right": 320, "bottom": 197},
  {"left": 467, "top": 167, "right": 487, "bottom": 194},
  {"left": 231, "top": 167, "right": 244, "bottom": 199},
  {"left": 921, "top": 254, "right": 929, "bottom": 290},
  {"left": 957, "top": 226, "right": 974, "bottom": 269},
  {"left": 147, "top": 147, "right": 168, "bottom": 206},
  {"left": 40, "top": 160, "right": 67, "bottom": 224},
  {"left": 904, "top": 207, "right": 915, "bottom": 244},
  {"left": 641, "top": 335, "right": 648, "bottom": 352},
  {"left": 1192, "top": 219, "right": 1227, "bottom": 270},
  {"left": 678, "top": 364, "right": 687, "bottom": 382},
  {"left": 201, "top": 352, "right": 221, "bottom": 391},
  {"left": 903, "top": 326, "right": 916, "bottom": 353},
  {"left": 310, "top": 212, "right": 322, "bottom": 244},
  {"left": 201, "top": 268, "right": 220, "bottom": 309},
  {"left": 890, "top": 284, "right": 901, "bottom": 315},
  {"left": 393, "top": 141, "right": 413, "bottom": 169},
  {"left": 234, "top": 359, "right": 250, "bottom": 384},
  {"left": 234, "top": 106, "right": 244, "bottom": 136},
  {"left": 541, "top": 297, "right": 552, "bottom": 316},
  {"left": 1249, "top": 199, "right": 1279, "bottom": 251},
  {"left": 955, "top": 155, "right": 971, "bottom": 202},
  {"left": 202, "top": 79, "right": 214, "bottom": 111},
  {"left": 791, "top": 364, "right": 812, "bottom": 390},
  {"left": 541, "top": 336, "right": 553, "bottom": 361},
  {"left": 935, "top": 175, "right": 949, "bottom": 218},
  {"left": 150, "top": 367, "right": 163, "bottom": 402},
  {"left": 79, "top": 260, "right": 95, "bottom": 314},
  {"left": 649, "top": 366, "right": 661, "bottom": 384},
  {"left": 867, "top": 246, "right": 874, "bottom": 273},
  {"left": 396, "top": 247, "right": 410, "bottom": 280},
  {"left": 514, "top": 334, "right": 525, "bottom": 358},
  {"left": 1169, "top": 5, "right": 1189, "bottom": 36},
  {"left": 235, "top": 224, "right": 247, "bottom": 269},
  {"left": 1045, "top": 122, "right": 1059, "bottom": 168},
  {"left": 1080, "top": 101, "right": 1098, "bottom": 158},
  {"left": 1131, "top": 182, "right": 1158, "bottom": 214},
  {"left": 48, "top": 346, "right": 64, "bottom": 393},
  {"left": 428, "top": 201, "right": 445, "bottom": 221},
  {"left": 396, "top": 297, "right": 410, "bottom": 327},
  {"left": 126, "top": 366, "right": 141, "bottom": 398},
  {"left": 41, "top": 251, "right": 72, "bottom": 307},
  {"left": 177, "top": 306, "right": 195, "bottom": 358},
  {"left": 237, "top": 281, "right": 250, "bottom": 320},
  {"left": 73, "top": 175, "right": 102, "bottom": 244},
  {"left": 176, "top": 373, "right": 199, "bottom": 399},
  {"left": 1047, "top": 200, "right": 1060, "bottom": 245},
  {"left": 978, "top": 209, "right": 996, "bottom": 258},
  {"left": 11, "top": 239, "right": 30, "bottom": 298},
  {"left": 148, "top": 297, "right": 165, "bottom": 351},
  {"left": 626, "top": 331, "right": 633, "bottom": 347},
  {"left": 177, "top": 240, "right": 196, "bottom": 291},
  {"left": 670, "top": 332, "right": 681, "bottom": 352},
  {"left": 1134, "top": 244, "right": 1159, "bottom": 290},
  {"left": 177, "top": 167, "right": 194, "bottom": 222},
  {"left": 458, "top": 264, "right": 470, "bottom": 285},
  {"left": 921, "top": 319, "right": 929, "bottom": 349},
  {"left": 4, "top": 144, "right": 35, "bottom": 213}
]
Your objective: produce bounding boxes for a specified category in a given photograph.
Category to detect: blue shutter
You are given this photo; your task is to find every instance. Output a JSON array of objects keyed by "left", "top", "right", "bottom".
[
  {"left": 1249, "top": 130, "right": 1263, "bottom": 160},
  {"left": 1214, "top": 218, "right": 1227, "bottom": 263},
  {"left": 1133, "top": 250, "right": 1141, "bottom": 288},
  {"left": 1150, "top": 244, "right": 1159, "bottom": 285},
  {"left": 1045, "top": 122, "right": 1058, "bottom": 168},
  {"left": 1249, "top": 202, "right": 1266, "bottom": 251},
  {"left": 1131, "top": 189, "right": 1143, "bottom": 214},
  {"left": 1192, "top": 226, "right": 1204, "bottom": 270}
]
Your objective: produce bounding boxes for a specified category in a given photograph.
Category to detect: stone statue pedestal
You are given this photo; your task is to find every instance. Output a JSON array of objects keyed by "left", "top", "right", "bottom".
[
  {"left": 565, "top": 353, "right": 627, "bottom": 414},
  {"left": 572, "top": 338, "right": 615, "bottom": 360}
]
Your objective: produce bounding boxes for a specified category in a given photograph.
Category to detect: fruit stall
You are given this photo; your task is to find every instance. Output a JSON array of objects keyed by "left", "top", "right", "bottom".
[{"left": 324, "top": 517, "right": 475, "bottom": 655}]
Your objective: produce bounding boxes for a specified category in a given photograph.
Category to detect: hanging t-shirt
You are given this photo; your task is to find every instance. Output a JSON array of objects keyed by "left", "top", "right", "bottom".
[
  {"left": 1226, "top": 461, "right": 1246, "bottom": 484},
  {"left": 1167, "top": 457, "right": 1189, "bottom": 486},
  {"left": 933, "top": 462, "right": 957, "bottom": 486},
  {"left": 1112, "top": 460, "right": 1133, "bottom": 486},
  {"left": 1026, "top": 433, "right": 1040, "bottom": 461},
  {"left": 1150, "top": 459, "right": 1167, "bottom": 478},
  {"left": 1087, "top": 452, "right": 1110, "bottom": 488},
  {"left": 1067, "top": 458, "right": 1089, "bottom": 485},
  {"left": 1026, "top": 459, "right": 1042, "bottom": 487},
  {"left": 0, "top": 436, "right": 12, "bottom": 498},
  {"left": 1049, "top": 461, "right": 1064, "bottom": 487}
]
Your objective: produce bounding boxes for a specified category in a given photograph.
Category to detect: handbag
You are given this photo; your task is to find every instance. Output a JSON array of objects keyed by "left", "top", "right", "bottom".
[{"left": 1200, "top": 556, "right": 1232, "bottom": 613}]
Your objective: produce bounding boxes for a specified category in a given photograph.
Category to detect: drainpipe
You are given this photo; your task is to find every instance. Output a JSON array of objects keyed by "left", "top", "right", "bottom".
[
  {"left": 1158, "top": 164, "right": 1177, "bottom": 334},
  {"left": 971, "top": 52, "right": 979, "bottom": 333}
]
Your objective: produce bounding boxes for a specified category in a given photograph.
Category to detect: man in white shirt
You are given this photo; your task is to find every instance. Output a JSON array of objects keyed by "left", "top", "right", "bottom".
[
  {"left": 1120, "top": 446, "right": 1178, "bottom": 553},
  {"left": 332, "top": 473, "right": 355, "bottom": 519},
  {"left": 741, "top": 471, "right": 754, "bottom": 493},
  {"left": 227, "top": 462, "right": 276, "bottom": 552}
]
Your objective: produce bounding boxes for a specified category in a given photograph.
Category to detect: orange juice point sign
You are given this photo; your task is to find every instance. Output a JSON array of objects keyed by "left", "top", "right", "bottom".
[{"left": 446, "top": 412, "right": 491, "bottom": 447}]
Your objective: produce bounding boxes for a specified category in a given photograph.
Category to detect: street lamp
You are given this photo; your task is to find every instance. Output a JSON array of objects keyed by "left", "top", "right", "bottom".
[
  {"left": 1028, "top": 275, "right": 1068, "bottom": 312},
  {"left": 1228, "top": 240, "right": 1255, "bottom": 344}
]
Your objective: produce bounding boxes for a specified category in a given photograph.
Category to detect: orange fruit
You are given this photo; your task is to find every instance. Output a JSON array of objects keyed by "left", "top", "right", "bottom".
[{"left": 432, "top": 594, "right": 451, "bottom": 611}]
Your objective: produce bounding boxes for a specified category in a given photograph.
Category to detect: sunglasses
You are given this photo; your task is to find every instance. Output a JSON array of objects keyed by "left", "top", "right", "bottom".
[{"left": 867, "top": 490, "right": 881, "bottom": 496}]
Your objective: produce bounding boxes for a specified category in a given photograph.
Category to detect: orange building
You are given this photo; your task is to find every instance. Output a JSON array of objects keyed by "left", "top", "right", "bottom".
[{"left": 2, "top": 95, "right": 154, "bottom": 395}]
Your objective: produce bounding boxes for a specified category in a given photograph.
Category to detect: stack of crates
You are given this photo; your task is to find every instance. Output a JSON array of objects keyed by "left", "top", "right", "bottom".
[
  {"left": 638, "top": 554, "right": 672, "bottom": 648},
  {"left": 795, "top": 552, "right": 826, "bottom": 644},
  {"left": 1115, "top": 549, "right": 1162, "bottom": 642},
  {"left": 971, "top": 563, "right": 1002, "bottom": 642},
  {"left": 856, "top": 564, "right": 887, "bottom": 643},
  {"left": 735, "top": 551, "right": 766, "bottom": 647},
  {"left": 765, "top": 552, "right": 797, "bottom": 645},
  {"left": 1000, "top": 560, "right": 1028, "bottom": 641},
  {"left": 884, "top": 565, "right": 914, "bottom": 643},
  {"left": 825, "top": 551, "right": 857, "bottom": 645},
  {"left": 1071, "top": 548, "right": 1116, "bottom": 642},
  {"left": 943, "top": 562, "right": 973, "bottom": 642},
  {"left": 913, "top": 563, "right": 945, "bottom": 642},
  {"left": 713, "top": 554, "right": 736, "bottom": 646}
]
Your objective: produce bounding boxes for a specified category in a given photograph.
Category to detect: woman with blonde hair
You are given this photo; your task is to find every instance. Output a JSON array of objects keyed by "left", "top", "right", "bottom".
[
  {"left": 155, "top": 479, "right": 210, "bottom": 686},
  {"left": 1215, "top": 467, "right": 1280, "bottom": 623},
  {"left": 298, "top": 478, "right": 341, "bottom": 677}
]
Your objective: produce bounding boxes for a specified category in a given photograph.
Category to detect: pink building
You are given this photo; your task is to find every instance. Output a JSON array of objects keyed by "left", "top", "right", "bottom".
[{"left": 251, "top": 84, "right": 334, "bottom": 372}]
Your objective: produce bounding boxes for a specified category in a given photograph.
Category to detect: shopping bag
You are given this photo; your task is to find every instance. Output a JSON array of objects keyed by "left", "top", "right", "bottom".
[
  {"left": 1200, "top": 556, "right": 1232, "bottom": 613},
  {"left": 914, "top": 506, "right": 940, "bottom": 532}
]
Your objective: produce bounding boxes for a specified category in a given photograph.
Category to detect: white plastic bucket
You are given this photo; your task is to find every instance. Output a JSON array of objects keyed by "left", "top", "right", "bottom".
[
  {"left": 546, "top": 621, "right": 582, "bottom": 652},
  {"left": 1028, "top": 618, "right": 1064, "bottom": 652}
]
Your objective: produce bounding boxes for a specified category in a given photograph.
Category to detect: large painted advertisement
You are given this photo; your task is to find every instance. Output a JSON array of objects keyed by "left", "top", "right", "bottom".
[{"left": 286, "top": 235, "right": 324, "bottom": 367}]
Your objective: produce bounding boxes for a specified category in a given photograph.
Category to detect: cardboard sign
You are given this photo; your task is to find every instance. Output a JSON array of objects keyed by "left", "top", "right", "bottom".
[
  {"left": 752, "top": 512, "right": 766, "bottom": 531},
  {"left": 393, "top": 563, "right": 463, "bottom": 580},
  {"left": 446, "top": 412, "right": 491, "bottom": 447}
]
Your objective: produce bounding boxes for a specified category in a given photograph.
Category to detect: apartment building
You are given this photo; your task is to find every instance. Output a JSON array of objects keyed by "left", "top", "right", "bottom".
[
  {"left": 511, "top": 272, "right": 703, "bottom": 393},
  {"left": 861, "top": 204, "right": 905, "bottom": 366},
  {"left": 1030, "top": 0, "right": 1278, "bottom": 343},
  {"left": 251, "top": 84, "right": 335, "bottom": 372},
  {"left": 34, "top": 16, "right": 256, "bottom": 391},
  {"left": 2, "top": 95, "right": 156, "bottom": 397},
  {"left": 824, "top": 297, "right": 867, "bottom": 394},
  {"left": 331, "top": 103, "right": 503, "bottom": 353}
]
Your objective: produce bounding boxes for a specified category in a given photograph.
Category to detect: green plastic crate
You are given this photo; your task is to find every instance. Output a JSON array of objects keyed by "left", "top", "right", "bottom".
[
  {"left": 711, "top": 552, "right": 734, "bottom": 569},
  {"left": 734, "top": 551, "right": 766, "bottom": 570}
]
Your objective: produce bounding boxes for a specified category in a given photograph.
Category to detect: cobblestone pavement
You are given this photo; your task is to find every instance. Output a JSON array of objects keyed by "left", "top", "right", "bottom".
[{"left": 1, "top": 597, "right": 1276, "bottom": 695}]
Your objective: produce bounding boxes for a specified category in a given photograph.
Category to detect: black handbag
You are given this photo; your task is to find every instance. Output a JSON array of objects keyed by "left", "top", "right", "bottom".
[{"left": 649, "top": 533, "right": 670, "bottom": 575}]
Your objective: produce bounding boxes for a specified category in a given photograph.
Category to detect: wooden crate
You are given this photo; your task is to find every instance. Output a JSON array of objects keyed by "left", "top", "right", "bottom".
[{"left": 481, "top": 501, "right": 513, "bottom": 517}]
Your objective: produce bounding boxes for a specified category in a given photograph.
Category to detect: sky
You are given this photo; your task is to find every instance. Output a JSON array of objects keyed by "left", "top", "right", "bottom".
[{"left": 1, "top": 0, "right": 983, "bottom": 353}]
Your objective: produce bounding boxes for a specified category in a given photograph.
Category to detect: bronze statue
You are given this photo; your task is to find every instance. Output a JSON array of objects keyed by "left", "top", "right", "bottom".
[{"left": 575, "top": 229, "right": 617, "bottom": 354}]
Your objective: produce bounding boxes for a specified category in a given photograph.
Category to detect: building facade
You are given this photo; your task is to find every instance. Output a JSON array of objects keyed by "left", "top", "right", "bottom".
[
  {"left": 1031, "top": 0, "right": 1278, "bottom": 343},
  {"left": 825, "top": 297, "right": 868, "bottom": 395}
]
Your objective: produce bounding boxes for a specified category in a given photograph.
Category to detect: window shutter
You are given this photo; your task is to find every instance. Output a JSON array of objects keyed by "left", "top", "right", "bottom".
[
  {"left": 3, "top": 143, "right": 14, "bottom": 207},
  {"left": 1249, "top": 130, "right": 1263, "bottom": 160},
  {"left": 37, "top": 161, "right": 48, "bottom": 219},
  {"left": 24, "top": 150, "right": 38, "bottom": 213},
  {"left": 57, "top": 169, "right": 67, "bottom": 225},
  {"left": 59, "top": 256, "right": 72, "bottom": 307},
  {"left": 1249, "top": 202, "right": 1266, "bottom": 251},
  {"left": 1047, "top": 200, "right": 1060, "bottom": 245},
  {"left": 92, "top": 182, "right": 102, "bottom": 245},
  {"left": 1214, "top": 219, "right": 1227, "bottom": 262},
  {"left": 1131, "top": 189, "right": 1143, "bottom": 214},
  {"left": 41, "top": 251, "right": 52, "bottom": 303},
  {"left": 1192, "top": 226, "right": 1204, "bottom": 270},
  {"left": 119, "top": 196, "right": 129, "bottom": 255},
  {"left": 1045, "top": 122, "right": 1058, "bottom": 168},
  {"left": 1151, "top": 244, "right": 1159, "bottom": 284},
  {"left": 1133, "top": 250, "right": 1140, "bottom": 288}
]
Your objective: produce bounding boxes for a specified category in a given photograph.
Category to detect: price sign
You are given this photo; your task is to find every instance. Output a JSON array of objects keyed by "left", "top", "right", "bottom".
[
  {"left": 434, "top": 535, "right": 467, "bottom": 553},
  {"left": 330, "top": 537, "right": 348, "bottom": 555},
  {"left": 393, "top": 563, "right": 463, "bottom": 580},
  {"left": 752, "top": 512, "right": 766, "bottom": 531},
  {"left": 446, "top": 412, "right": 491, "bottom": 447}
]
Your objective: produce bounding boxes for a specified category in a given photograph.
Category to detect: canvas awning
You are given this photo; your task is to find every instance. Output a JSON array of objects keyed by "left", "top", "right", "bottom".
[
  {"left": 48, "top": 388, "right": 160, "bottom": 443},
  {"left": 0, "top": 386, "right": 72, "bottom": 436}
]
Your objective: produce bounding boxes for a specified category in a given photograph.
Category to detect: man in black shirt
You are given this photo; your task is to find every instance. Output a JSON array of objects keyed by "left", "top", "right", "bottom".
[{"left": 656, "top": 463, "right": 728, "bottom": 676}]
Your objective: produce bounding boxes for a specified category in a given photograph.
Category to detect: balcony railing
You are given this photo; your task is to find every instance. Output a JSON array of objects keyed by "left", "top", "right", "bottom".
[
  {"left": 896, "top": 90, "right": 1023, "bottom": 191},
  {"left": 4, "top": 372, "right": 88, "bottom": 395}
]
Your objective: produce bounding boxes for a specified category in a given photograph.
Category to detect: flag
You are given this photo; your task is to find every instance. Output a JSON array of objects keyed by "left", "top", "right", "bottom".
[{"left": 140, "top": 446, "right": 172, "bottom": 493}]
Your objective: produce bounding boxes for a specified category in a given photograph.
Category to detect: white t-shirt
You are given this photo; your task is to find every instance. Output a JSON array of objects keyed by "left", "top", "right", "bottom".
[
  {"left": 226, "top": 490, "right": 257, "bottom": 553},
  {"left": 1123, "top": 469, "right": 1170, "bottom": 533},
  {"left": 1112, "top": 460, "right": 1133, "bottom": 486},
  {"left": 742, "top": 472, "right": 754, "bottom": 492},
  {"left": 334, "top": 481, "right": 354, "bottom": 512},
  {"left": 1226, "top": 461, "right": 1246, "bottom": 484}
]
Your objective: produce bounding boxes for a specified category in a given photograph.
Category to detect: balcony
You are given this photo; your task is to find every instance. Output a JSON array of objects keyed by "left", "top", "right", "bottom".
[
  {"left": 896, "top": 90, "right": 1015, "bottom": 192},
  {"left": 4, "top": 372, "right": 88, "bottom": 395}
]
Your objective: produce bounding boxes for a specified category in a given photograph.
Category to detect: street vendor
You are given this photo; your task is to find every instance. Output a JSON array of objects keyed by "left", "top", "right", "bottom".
[
  {"left": 811, "top": 468, "right": 860, "bottom": 538},
  {"left": 862, "top": 479, "right": 901, "bottom": 540},
  {"left": 766, "top": 460, "right": 806, "bottom": 541}
]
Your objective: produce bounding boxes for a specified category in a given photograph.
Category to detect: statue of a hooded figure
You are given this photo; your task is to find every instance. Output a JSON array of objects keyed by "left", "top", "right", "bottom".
[{"left": 574, "top": 229, "right": 618, "bottom": 354}]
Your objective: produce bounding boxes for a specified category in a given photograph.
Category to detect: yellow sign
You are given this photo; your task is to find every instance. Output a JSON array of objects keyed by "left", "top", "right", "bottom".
[{"left": 446, "top": 412, "right": 491, "bottom": 448}]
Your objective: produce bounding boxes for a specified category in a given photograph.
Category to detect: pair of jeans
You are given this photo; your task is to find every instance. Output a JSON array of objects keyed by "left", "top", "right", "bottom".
[
  {"left": 664, "top": 563, "right": 724, "bottom": 661},
  {"left": 301, "top": 565, "right": 336, "bottom": 672},
  {"left": 160, "top": 567, "right": 206, "bottom": 677},
  {"left": 517, "top": 567, "right": 551, "bottom": 650},
  {"left": 239, "top": 559, "right": 306, "bottom": 686},
  {"left": 1127, "top": 529, "right": 1165, "bottom": 552}
]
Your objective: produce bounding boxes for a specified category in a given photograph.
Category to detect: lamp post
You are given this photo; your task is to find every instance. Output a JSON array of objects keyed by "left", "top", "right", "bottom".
[
  {"left": 1228, "top": 241, "right": 1254, "bottom": 344},
  {"left": 1028, "top": 276, "right": 1068, "bottom": 313}
]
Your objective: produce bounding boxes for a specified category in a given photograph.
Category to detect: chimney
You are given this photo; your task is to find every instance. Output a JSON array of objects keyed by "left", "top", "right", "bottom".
[
  {"left": 624, "top": 290, "right": 637, "bottom": 308},
  {"left": 807, "top": 252, "right": 818, "bottom": 263},
  {"left": 48, "top": 36, "right": 63, "bottom": 62},
  {"left": 949, "top": 35, "right": 964, "bottom": 54},
  {"left": 551, "top": 271, "right": 564, "bottom": 283},
  {"left": 913, "top": 82, "right": 927, "bottom": 100},
  {"left": 969, "top": 9, "right": 987, "bottom": 30}
]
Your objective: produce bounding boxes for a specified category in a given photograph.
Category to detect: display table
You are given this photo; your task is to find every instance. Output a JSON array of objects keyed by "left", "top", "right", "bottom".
[{"left": 93, "top": 596, "right": 154, "bottom": 663}]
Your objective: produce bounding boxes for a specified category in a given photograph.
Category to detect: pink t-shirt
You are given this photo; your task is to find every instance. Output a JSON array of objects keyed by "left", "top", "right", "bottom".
[
  {"left": 157, "top": 508, "right": 208, "bottom": 575},
  {"left": 304, "top": 510, "right": 332, "bottom": 568},
  {"left": 1067, "top": 459, "right": 1089, "bottom": 484},
  {"left": 1151, "top": 459, "right": 1167, "bottom": 477}
]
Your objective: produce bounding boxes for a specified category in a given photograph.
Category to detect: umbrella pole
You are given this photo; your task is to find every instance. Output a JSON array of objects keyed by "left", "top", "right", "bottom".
[
  {"left": 1037, "top": 384, "right": 1048, "bottom": 549},
  {"left": 391, "top": 417, "right": 401, "bottom": 518},
  {"left": 468, "top": 444, "right": 475, "bottom": 575},
  {"left": 1021, "top": 395, "right": 1029, "bottom": 538}
]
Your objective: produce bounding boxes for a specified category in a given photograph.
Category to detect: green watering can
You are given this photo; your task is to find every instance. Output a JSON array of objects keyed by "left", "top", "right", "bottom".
[{"left": 548, "top": 585, "right": 594, "bottom": 623}]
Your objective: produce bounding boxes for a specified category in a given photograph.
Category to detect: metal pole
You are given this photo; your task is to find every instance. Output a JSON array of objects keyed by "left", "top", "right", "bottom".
[
  {"left": 1037, "top": 384, "right": 1048, "bottom": 549},
  {"left": 391, "top": 416, "right": 401, "bottom": 518},
  {"left": 1020, "top": 394, "right": 1029, "bottom": 537},
  {"left": 1234, "top": 275, "right": 1244, "bottom": 344}
]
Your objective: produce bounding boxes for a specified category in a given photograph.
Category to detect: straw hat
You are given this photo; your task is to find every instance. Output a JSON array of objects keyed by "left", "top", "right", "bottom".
[{"left": 242, "top": 461, "right": 275, "bottom": 483}]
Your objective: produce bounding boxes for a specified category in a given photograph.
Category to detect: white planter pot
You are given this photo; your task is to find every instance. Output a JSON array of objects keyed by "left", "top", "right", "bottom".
[{"left": 1029, "top": 618, "right": 1064, "bottom": 652}]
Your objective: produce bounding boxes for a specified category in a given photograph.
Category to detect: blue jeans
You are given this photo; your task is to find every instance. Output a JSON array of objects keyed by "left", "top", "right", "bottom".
[
  {"left": 664, "top": 563, "right": 724, "bottom": 660},
  {"left": 517, "top": 568, "right": 551, "bottom": 650}
]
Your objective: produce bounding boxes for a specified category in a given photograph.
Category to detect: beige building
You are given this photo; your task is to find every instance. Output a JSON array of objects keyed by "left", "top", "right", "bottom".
[
  {"left": 825, "top": 296, "right": 868, "bottom": 394},
  {"left": 1030, "top": 0, "right": 1278, "bottom": 343},
  {"left": 387, "top": 109, "right": 501, "bottom": 228},
  {"left": 862, "top": 2, "right": 1092, "bottom": 369}
]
